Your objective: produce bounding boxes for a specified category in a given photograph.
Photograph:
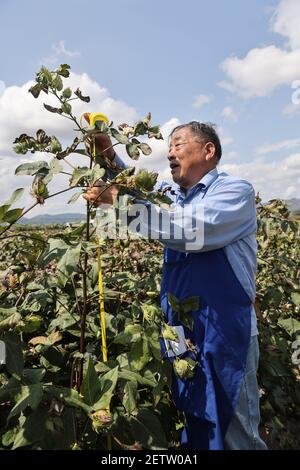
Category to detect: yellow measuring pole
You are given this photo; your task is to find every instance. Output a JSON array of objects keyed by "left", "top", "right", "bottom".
[
  {"left": 92, "top": 135, "right": 112, "bottom": 451},
  {"left": 92, "top": 131, "right": 108, "bottom": 365},
  {"left": 97, "top": 237, "right": 107, "bottom": 363},
  {"left": 81, "top": 112, "right": 112, "bottom": 449}
]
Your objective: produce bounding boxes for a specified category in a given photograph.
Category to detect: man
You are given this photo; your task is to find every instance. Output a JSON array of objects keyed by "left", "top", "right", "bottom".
[{"left": 84, "top": 121, "right": 267, "bottom": 450}]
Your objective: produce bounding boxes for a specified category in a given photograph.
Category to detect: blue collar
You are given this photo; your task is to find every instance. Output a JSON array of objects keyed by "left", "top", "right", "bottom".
[
  {"left": 198, "top": 167, "right": 219, "bottom": 189},
  {"left": 176, "top": 167, "right": 219, "bottom": 198}
]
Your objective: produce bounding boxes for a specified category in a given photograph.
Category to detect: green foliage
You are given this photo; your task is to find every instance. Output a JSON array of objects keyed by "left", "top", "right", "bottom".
[
  {"left": 167, "top": 294, "right": 199, "bottom": 331},
  {"left": 0, "top": 188, "right": 26, "bottom": 225},
  {"left": 256, "top": 199, "right": 300, "bottom": 449},
  {"left": 0, "top": 199, "right": 299, "bottom": 449},
  {"left": 0, "top": 233, "right": 180, "bottom": 450},
  {"left": 74, "top": 88, "right": 90, "bottom": 103}
]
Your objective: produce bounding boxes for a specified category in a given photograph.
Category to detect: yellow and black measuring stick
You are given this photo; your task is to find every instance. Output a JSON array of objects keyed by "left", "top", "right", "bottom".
[{"left": 82, "top": 112, "right": 112, "bottom": 449}]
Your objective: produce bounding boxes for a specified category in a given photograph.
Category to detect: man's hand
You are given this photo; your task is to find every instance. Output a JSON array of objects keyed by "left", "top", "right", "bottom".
[
  {"left": 83, "top": 180, "right": 118, "bottom": 207},
  {"left": 85, "top": 133, "right": 116, "bottom": 161}
]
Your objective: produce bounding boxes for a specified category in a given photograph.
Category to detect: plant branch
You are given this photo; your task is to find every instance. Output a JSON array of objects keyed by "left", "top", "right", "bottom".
[
  {"left": 71, "top": 273, "right": 82, "bottom": 317},
  {"left": 77, "top": 205, "right": 89, "bottom": 388},
  {"left": 14, "top": 287, "right": 25, "bottom": 308},
  {"left": 51, "top": 89, "right": 84, "bottom": 134},
  {"left": 62, "top": 158, "right": 76, "bottom": 170},
  {"left": 44, "top": 185, "right": 78, "bottom": 200},
  {"left": 89, "top": 183, "right": 115, "bottom": 210},
  {"left": 54, "top": 295, "right": 78, "bottom": 319},
  {"left": 0, "top": 201, "right": 39, "bottom": 237},
  {"left": 0, "top": 233, "right": 48, "bottom": 244},
  {"left": 0, "top": 186, "right": 84, "bottom": 238}
]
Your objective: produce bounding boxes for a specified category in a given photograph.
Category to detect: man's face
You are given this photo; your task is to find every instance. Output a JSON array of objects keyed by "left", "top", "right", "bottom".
[{"left": 168, "top": 127, "right": 215, "bottom": 189}]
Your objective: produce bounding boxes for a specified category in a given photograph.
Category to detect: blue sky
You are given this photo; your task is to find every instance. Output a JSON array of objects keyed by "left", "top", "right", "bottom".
[{"left": 0, "top": 0, "right": 300, "bottom": 215}]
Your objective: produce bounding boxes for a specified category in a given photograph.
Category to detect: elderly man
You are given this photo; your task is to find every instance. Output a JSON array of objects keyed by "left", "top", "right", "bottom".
[{"left": 84, "top": 121, "right": 267, "bottom": 450}]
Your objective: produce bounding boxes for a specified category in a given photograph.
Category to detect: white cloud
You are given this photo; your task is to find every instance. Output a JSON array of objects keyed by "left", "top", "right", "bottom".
[
  {"left": 282, "top": 102, "right": 300, "bottom": 114},
  {"left": 42, "top": 40, "right": 80, "bottom": 66},
  {"left": 222, "top": 137, "right": 233, "bottom": 147},
  {"left": 217, "top": 80, "right": 235, "bottom": 94},
  {"left": 219, "top": 0, "right": 300, "bottom": 98},
  {"left": 284, "top": 185, "right": 298, "bottom": 198},
  {"left": 219, "top": 152, "right": 300, "bottom": 201},
  {"left": 284, "top": 152, "right": 300, "bottom": 167},
  {"left": 222, "top": 106, "right": 237, "bottom": 121},
  {"left": 223, "top": 151, "right": 239, "bottom": 160},
  {"left": 134, "top": 117, "right": 180, "bottom": 181},
  {"left": 220, "top": 46, "right": 300, "bottom": 98},
  {"left": 218, "top": 127, "right": 233, "bottom": 147},
  {"left": 0, "top": 71, "right": 138, "bottom": 155},
  {"left": 0, "top": 80, "right": 5, "bottom": 97},
  {"left": 271, "top": 0, "right": 300, "bottom": 50},
  {"left": 256, "top": 138, "right": 300, "bottom": 154},
  {"left": 192, "top": 94, "right": 211, "bottom": 108}
]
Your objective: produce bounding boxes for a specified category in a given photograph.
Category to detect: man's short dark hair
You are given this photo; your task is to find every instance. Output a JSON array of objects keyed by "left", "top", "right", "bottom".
[{"left": 170, "top": 121, "right": 222, "bottom": 162}]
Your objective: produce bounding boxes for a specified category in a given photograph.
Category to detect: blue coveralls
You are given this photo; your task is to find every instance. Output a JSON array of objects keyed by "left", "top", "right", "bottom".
[{"left": 160, "top": 246, "right": 252, "bottom": 450}]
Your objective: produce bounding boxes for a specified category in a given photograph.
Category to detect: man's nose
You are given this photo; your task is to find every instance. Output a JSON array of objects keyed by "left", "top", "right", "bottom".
[{"left": 168, "top": 146, "right": 175, "bottom": 159}]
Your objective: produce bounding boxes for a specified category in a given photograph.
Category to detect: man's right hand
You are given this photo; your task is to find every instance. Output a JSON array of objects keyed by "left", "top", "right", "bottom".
[{"left": 83, "top": 180, "right": 118, "bottom": 207}]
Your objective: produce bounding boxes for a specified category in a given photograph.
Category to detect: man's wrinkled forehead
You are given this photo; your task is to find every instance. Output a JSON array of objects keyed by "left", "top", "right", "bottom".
[{"left": 169, "top": 127, "right": 193, "bottom": 143}]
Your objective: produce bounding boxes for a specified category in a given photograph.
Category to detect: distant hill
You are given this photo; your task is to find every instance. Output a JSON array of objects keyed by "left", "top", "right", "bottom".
[
  {"left": 286, "top": 198, "right": 300, "bottom": 215},
  {"left": 19, "top": 213, "right": 86, "bottom": 225},
  {"left": 14, "top": 199, "right": 300, "bottom": 225}
]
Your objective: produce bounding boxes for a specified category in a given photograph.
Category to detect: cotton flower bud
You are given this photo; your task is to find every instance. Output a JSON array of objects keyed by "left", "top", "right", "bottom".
[
  {"left": 173, "top": 358, "right": 197, "bottom": 379},
  {"left": 135, "top": 169, "right": 158, "bottom": 192},
  {"left": 90, "top": 410, "right": 113, "bottom": 432}
]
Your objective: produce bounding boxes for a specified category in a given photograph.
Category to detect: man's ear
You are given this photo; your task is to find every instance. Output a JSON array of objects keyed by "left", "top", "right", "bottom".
[{"left": 205, "top": 142, "right": 216, "bottom": 161}]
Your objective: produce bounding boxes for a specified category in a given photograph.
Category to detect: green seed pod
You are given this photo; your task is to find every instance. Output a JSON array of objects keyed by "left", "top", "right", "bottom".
[
  {"left": 173, "top": 358, "right": 189, "bottom": 378},
  {"left": 135, "top": 169, "right": 158, "bottom": 192},
  {"left": 50, "top": 136, "right": 62, "bottom": 153},
  {"left": 173, "top": 357, "right": 197, "bottom": 379},
  {"left": 90, "top": 410, "right": 113, "bottom": 433},
  {"left": 30, "top": 175, "right": 49, "bottom": 204},
  {"left": 62, "top": 87, "right": 72, "bottom": 99}
]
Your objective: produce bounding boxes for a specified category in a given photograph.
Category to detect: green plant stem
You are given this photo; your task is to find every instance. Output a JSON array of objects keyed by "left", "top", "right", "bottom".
[
  {"left": 63, "top": 157, "right": 76, "bottom": 170},
  {"left": 54, "top": 294, "right": 78, "bottom": 319},
  {"left": 77, "top": 151, "right": 117, "bottom": 388},
  {"left": 0, "top": 201, "right": 39, "bottom": 237},
  {"left": 79, "top": 181, "right": 124, "bottom": 379},
  {"left": 50, "top": 89, "right": 84, "bottom": 134},
  {"left": 89, "top": 183, "right": 115, "bottom": 210},
  {"left": 77, "top": 152, "right": 94, "bottom": 388},
  {"left": 71, "top": 273, "right": 82, "bottom": 316},
  {"left": 14, "top": 287, "right": 25, "bottom": 308},
  {"left": 0, "top": 186, "right": 80, "bottom": 238},
  {"left": 0, "top": 233, "right": 48, "bottom": 244}
]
